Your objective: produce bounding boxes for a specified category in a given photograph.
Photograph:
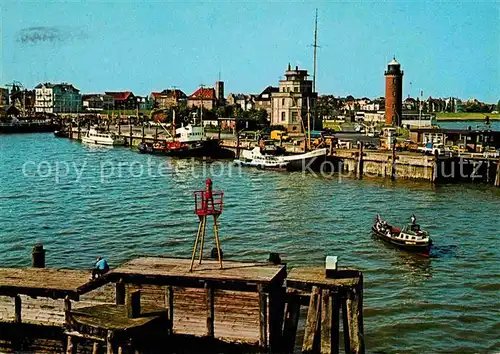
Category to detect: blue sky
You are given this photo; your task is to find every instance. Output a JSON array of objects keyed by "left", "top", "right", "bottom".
[{"left": 1, "top": 1, "right": 499, "bottom": 102}]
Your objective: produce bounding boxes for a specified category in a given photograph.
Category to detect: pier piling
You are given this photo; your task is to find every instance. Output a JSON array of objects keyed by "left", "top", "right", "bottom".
[{"left": 31, "top": 243, "right": 45, "bottom": 268}]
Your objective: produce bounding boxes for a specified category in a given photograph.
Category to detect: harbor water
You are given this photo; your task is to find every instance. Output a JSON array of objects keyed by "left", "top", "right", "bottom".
[{"left": 0, "top": 133, "right": 499, "bottom": 353}]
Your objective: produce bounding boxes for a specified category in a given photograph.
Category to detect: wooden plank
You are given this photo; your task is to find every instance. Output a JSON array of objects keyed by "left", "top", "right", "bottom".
[
  {"left": 302, "top": 286, "right": 322, "bottom": 353},
  {"left": 110, "top": 257, "right": 286, "bottom": 288},
  {"left": 257, "top": 284, "right": 267, "bottom": 349},
  {"left": 287, "top": 268, "right": 361, "bottom": 292},
  {"left": 0, "top": 268, "right": 104, "bottom": 299},
  {"left": 14, "top": 295, "right": 21, "bottom": 323},
  {"left": 321, "top": 290, "right": 331, "bottom": 354},
  {"left": 282, "top": 294, "right": 300, "bottom": 353},
  {"left": 205, "top": 282, "right": 215, "bottom": 337}
]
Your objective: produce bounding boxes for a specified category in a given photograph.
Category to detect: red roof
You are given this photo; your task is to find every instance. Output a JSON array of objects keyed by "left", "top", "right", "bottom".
[
  {"left": 150, "top": 92, "right": 164, "bottom": 99},
  {"left": 188, "top": 87, "right": 215, "bottom": 100},
  {"left": 105, "top": 91, "right": 133, "bottom": 101}
]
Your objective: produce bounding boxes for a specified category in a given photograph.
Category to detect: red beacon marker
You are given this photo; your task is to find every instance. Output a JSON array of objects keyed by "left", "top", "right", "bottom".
[{"left": 190, "top": 178, "right": 224, "bottom": 271}]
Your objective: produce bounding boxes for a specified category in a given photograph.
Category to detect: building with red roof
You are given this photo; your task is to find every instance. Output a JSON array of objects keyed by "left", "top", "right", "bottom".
[
  {"left": 187, "top": 87, "right": 217, "bottom": 110},
  {"left": 105, "top": 91, "right": 136, "bottom": 110},
  {"left": 150, "top": 89, "right": 187, "bottom": 110}
]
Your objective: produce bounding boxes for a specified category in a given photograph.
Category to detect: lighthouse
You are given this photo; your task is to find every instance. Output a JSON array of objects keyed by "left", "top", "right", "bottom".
[{"left": 384, "top": 57, "right": 404, "bottom": 126}]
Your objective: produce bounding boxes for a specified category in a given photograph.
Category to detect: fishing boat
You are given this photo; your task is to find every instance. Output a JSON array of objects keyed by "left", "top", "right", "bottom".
[
  {"left": 372, "top": 215, "right": 432, "bottom": 255},
  {"left": 234, "top": 154, "right": 289, "bottom": 170},
  {"left": 81, "top": 127, "right": 126, "bottom": 146},
  {"left": 240, "top": 146, "right": 327, "bottom": 171},
  {"left": 138, "top": 124, "right": 221, "bottom": 158}
]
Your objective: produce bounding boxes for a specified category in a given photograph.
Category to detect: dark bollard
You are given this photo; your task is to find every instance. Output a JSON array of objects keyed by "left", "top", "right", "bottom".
[
  {"left": 268, "top": 253, "right": 281, "bottom": 265},
  {"left": 31, "top": 243, "right": 45, "bottom": 268},
  {"left": 210, "top": 247, "right": 223, "bottom": 260}
]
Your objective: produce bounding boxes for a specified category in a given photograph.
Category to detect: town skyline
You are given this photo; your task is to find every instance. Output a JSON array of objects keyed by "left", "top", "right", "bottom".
[{"left": 2, "top": 1, "right": 499, "bottom": 103}]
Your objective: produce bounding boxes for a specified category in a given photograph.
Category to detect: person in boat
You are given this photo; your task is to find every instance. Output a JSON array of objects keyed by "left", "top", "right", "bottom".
[
  {"left": 386, "top": 229, "right": 392, "bottom": 238},
  {"left": 91, "top": 257, "right": 109, "bottom": 279},
  {"left": 411, "top": 214, "right": 417, "bottom": 225}
]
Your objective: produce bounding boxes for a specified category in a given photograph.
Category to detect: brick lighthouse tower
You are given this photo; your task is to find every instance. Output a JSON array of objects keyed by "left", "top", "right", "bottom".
[{"left": 384, "top": 57, "right": 404, "bottom": 126}]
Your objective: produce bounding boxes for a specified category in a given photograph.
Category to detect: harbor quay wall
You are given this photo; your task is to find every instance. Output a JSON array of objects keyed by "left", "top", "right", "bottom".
[{"left": 66, "top": 127, "right": 500, "bottom": 186}]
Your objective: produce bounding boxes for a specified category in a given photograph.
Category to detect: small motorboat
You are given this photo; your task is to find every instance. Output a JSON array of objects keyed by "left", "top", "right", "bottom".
[{"left": 372, "top": 215, "right": 432, "bottom": 255}]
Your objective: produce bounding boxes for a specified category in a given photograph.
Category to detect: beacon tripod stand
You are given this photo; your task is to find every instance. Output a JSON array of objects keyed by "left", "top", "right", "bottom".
[{"left": 190, "top": 179, "right": 224, "bottom": 272}]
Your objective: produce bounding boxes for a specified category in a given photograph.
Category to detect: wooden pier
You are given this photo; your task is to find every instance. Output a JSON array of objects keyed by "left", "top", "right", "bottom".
[{"left": 0, "top": 256, "right": 365, "bottom": 353}]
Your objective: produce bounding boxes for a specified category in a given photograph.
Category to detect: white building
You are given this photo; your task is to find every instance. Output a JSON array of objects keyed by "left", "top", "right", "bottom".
[
  {"left": 35, "top": 83, "right": 82, "bottom": 114},
  {"left": 271, "top": 64, "right": 318, "bottom": 133}
]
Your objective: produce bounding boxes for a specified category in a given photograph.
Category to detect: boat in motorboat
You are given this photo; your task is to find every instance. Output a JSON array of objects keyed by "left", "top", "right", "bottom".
[
  {"left": 81, "top": 127, "right": 126, "bottom": 146},
  {"left": 234, "top": 154, "right": 289, "bottom": 170},
  {"left": 371, "top": 215, "right": 432, "bottom": 255},
  {"left": 138, "top": 123, "right": 221, "bottom": 158}
]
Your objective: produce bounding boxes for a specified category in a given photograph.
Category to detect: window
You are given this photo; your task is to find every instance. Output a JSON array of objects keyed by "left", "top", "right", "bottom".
[
  {"left": 281, "top": 112, "right": 285, "bottom": 122},
  {"left": 393, "top": 90, "right": 396, "bottom": 97},
  {"left": 292, "top": 111, "right": 298, "bottom": 123},
  {"left": 294, "top": 87, "right": 299, "bottom": 92},
  {"left": 393, "top": 78, "right": 397, "bottom": 85},
  {"left": 282, "top": 98, "right": 285, "bottom": 106}
]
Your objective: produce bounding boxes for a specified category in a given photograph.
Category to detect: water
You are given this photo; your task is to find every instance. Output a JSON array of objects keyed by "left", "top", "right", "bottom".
[
  {"left": 437, "top": 120, "right": 500, "bottom": 131},
  {"left": 1, "top": 133, "right": 499, "bottom": 353}
]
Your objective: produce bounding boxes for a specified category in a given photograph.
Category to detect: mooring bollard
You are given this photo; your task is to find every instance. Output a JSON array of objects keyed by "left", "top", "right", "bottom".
[
  {"left": 210, "top": 247, "right": 223, "bottom": 260},
  {"left": 31, "top": 243, "right": 45, "bottom": 268},
  {"left": 268, "top": 253, "right": 281, "bottom": 265}
]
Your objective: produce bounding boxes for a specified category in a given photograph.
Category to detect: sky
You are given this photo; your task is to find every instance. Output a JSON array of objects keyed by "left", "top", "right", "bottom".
[{"left": 1, "top": 1, "right": 499, "bottom": 103}]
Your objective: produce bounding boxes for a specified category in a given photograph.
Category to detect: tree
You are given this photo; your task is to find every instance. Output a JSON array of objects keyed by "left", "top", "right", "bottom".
[{"left": 497, "top": 100, "right": 500, "bottom": 112}]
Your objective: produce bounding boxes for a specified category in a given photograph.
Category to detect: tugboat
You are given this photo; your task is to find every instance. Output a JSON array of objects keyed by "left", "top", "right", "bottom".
[
  {"left": 138, "top": 124, "right": 221, "bottom": 158},
  {"left": 372, "top": 215, "right": 432, "bottom": 255}
]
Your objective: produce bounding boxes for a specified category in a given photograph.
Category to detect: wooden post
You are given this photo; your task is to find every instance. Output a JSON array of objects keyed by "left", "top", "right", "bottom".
[
  {"left": 106, "top": 331, "right": 116, "bottom": 354},
  {"left": 129, "top": 123, "right": 133, "bottom": 146},
  {"left": 302, "top": 286, "right": 322, "bottom": 353},
  {"left": 205, "top": 282, "right": 215, "bottom": 337},
  {"left": 64, "top": 295, "right": 71, "bottom": 326},
  {"left": 321, "top": 290, "right": 332, "bottom": 354},
  {"left": 116, "top": 280, "right": 125, "bottom": 305},
  {"left": 345, "top": 280, "right": 364, "bottom": 354},
  {"left": 92, "top": 342, "right": 100, "bottom": 354},
  {"left": 257, "top": 284, "right": 268, "bottom": 349},
  {"left": 391, "top": 144, "right": 396, "bottom": 180},
  {"left": 495, "top": 162, "right": 500, "bottom": 187},
  {"left": 66, "top": 336, "right": 77, "bottom": 354},
  {"left": 282, "top": 294, "right": 300, "bottom": 353},
  {"left": 127, "top": 290, "right": 141, "bottom": 318},
  {"left": 77, "top": 116, "right": 81, "bottom": 140},
  {"left": 69, "top": 119, "right": 73, "bottom": 140},
  {"left": 269, "top": 284, "right": 286, "bottom": 353},
  {"left": 331, "top": 293, "right": 341, "bottom": 354},
  {"left": 165, "top": 286, "right": 174, "bottom": 324},
  {"left": 155, "top": 124, "right": 158, "bottom": 143},
  {"left": 356, "top": 142, "right": 364, "bottom": 179},
  {"left": 14, "top": 295, "right": 21, "bottom": 323},
  {"left": 341, "top": 298, "right": 350, "bottom": 354}
]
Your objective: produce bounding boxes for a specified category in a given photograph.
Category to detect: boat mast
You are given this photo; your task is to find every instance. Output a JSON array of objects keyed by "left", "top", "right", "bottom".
[
  {"left": 307, "top": 97, "right": 311, "bottom": 151},
  {"left": 172, "top": 108, "right": 176, "bottom": 140},
  {"left": 312, "top": 8, "right": 318, "bottom": 93}
]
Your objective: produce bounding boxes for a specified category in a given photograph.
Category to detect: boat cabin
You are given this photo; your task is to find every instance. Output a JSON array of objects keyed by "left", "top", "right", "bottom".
[{"left": 176, "top": 124, "right": 205, "bottom": 143}]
